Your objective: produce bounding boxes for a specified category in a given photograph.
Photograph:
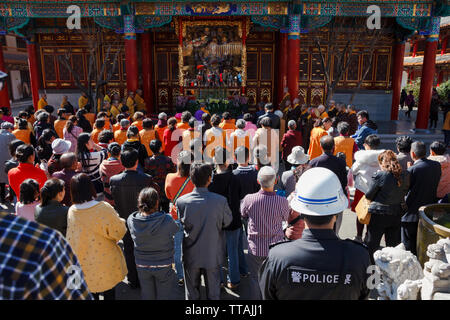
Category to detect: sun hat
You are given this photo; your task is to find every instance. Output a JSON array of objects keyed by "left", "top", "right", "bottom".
[
  {"left": 287, "top": 146, "right": 309, "bottom": 165},
  {"left": 51, "top": 138, "right": 72, "bottom": 155}
]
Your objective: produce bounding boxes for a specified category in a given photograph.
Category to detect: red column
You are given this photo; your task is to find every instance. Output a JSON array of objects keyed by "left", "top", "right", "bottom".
[
  {"left": 437, "top": 70, "right": 443, "bottom": 87},
  {"left": 441, "top": 36, "right": 448, "bottom": 55},
  {"left": 278, "top": 32, "right": 288, "bottom": 103},
  {"left": 0, "top": 42, "right": 10, "bottom": 108},
  {"left": 287, "top": 15, "right": 300, "bottom": 100},
  {"left": 125, "top": 38, "right": 138, "bottom": 93},
  {"left": 412, "top": 41, "right": 418, "bottom": 57},
  {"left": 26, "top": 38, "right": 40, "bottom": 110},
  {"left": 390, "top": 41, "right": 405, "bottom": 120},
  {"left": 141, "top": 32, "right": 153, "bottom": 114},
  {"left": 416, "top": 40, "right": 438, "bottom": 129}
]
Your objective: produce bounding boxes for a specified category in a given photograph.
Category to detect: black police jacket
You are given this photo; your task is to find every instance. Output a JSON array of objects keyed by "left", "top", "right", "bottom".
[{"left": 259, "top": 229, "right": 371, "bottom": 300}]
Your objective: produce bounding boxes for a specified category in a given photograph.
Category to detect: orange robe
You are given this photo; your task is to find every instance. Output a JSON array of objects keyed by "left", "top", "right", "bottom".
[{"left": 308, "top": 127, "right": 328, "bottom": 160}]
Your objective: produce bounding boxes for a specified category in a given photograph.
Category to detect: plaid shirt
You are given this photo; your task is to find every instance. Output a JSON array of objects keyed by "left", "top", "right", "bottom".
[{"left": 0, "top": 212, "right": 93, "bottom": 300}]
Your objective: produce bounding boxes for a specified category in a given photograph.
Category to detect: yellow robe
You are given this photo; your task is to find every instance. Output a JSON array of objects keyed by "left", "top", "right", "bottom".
[
  {"left": 37, "top": 98, "right": 47, "bottom": 110},
  {"left": 126, "top": 97, "right": 135, "bottom": 115},
  {"left": 78, "top": 95, "right": 88, "bottom": 110},
  {"left": 134, "top": 94, "right": 146, "bottom": 112}
]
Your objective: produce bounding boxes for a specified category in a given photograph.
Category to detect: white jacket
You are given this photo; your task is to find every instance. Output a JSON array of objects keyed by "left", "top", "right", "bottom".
[{"left": 351, "top": 149, "right": 385, "bottom": 194}]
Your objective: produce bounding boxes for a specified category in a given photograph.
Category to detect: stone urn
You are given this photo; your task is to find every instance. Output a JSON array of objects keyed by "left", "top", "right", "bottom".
[{"left": 417, "top": 204, "right": 450, "bottom": 266}]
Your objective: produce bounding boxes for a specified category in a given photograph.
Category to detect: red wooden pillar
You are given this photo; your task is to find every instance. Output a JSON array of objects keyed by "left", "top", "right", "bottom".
[
  {"left": 412, "top": 40, "right": 418, "bottom": 57},
  {"left": 416, "top": 20, "right": 440, "bottom": 129},
  {"left": 124, "top": 15, "right": 138, "bottom": 93},
  {"left": 441, "top": 35, "right": 448, "bottom": 55},
  {"left": 141, "top": 32, "right": 153, "bottom": 114},
  {"left": 26, "top": 37, "right": 40, "bottom": 110},
  {"left": 390, "top": 41, "right": 405, "bottom": 120},
  {"left": 437, "top": 70, "right": 443, "bottom": 87},
  {"left": 0, "top": 41, "right": 10, "bottom": 108},
  {"left": 287, "top": 15, "right": 300, "bottom": 100},
  {"left": 278, "top": 32, "right": 288, "bottom": 104}
]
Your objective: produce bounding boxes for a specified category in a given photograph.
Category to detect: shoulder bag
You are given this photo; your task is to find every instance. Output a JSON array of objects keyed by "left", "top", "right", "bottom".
[
  {"left": 355, "top": 195, "right": 371, "bottom": 225},
  {"left": 169, "top": 177, "right": 191, "bottom": 220}
]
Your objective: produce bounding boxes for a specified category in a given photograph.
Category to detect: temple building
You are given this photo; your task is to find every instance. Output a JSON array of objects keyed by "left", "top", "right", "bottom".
[
  {"left": 404, "top": 16, "right": 450, "bottom": 86},
  {"left": 0, "top": 0, "right": 448, "bottom": 129}
]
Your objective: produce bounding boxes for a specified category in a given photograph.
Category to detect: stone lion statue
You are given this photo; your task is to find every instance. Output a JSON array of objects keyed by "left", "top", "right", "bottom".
[
  {"left": 373, "top": 243, "right": 423, "bottom": 300},
  {"left": 374, "top": 239, "right": 450, "bottom": 300}
]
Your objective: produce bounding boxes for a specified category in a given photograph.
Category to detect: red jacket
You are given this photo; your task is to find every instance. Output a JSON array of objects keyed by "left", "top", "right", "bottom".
[
  {"left": 281, "top": 130, "right": 303, "bottom": 161},
  {"left": 8, "top": 163, "right": 47, "bottom": 197}
]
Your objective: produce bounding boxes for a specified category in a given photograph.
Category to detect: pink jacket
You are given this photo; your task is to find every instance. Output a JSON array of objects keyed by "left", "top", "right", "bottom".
[
  {"left": 428, "top": 155, "right": 450, "bottom": 198},
  {"left": 63, "top": 125, "right": 83, "bottom": 153}
]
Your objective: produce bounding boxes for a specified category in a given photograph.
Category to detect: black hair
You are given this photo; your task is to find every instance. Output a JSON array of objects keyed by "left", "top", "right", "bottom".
[
  {"left": 43, "top": 105, "right": 54, "bottom": 114},
  {"left": 120, "top": 148, "right": 139, "bottom": 168},
  {"left": 107, "top": 142, "right": 121, "bottom": 157},
  {"left": 57, "top": 108, "right": 66, "bottom": 118},
  {"left": 168, "top": 117, "right": 177, "bottom": 131},
  {"left": 94, "top": 118, "right": 105, "bottom": 129},
  {"left": 37, "top": 112, "right": 49, "bottom": 123},
  {"left": 117, "top": 114, "right": 125, "bottom": 122},
  {"left": 222, "top": 112, "right": 231, "bottom": 120},
  {"left": 76, "top": 133, "right": 92, "bottom": 168},
  {"left": 430, "top": 141, "right": 446, "bottom": 155},
  {"left": 66, "top": 115, "right": 77, "bottom": 134},
  {"left": 98, "top": 130, "right": 114, "bottom": 144},
  {"left": 357, "top": 110, "right": 369, "bottom": 120},
  {"left": 243, "top": 113, "right": 253, "bottom": 122},
  {"left": 40, "top": 178, "right": 65, "bottom": 207},
  {"left": 137, "top": 187, "right": 159, "bottom": 214},
  {"left": 19, "top": 179, "right": 40, "bottom": 204},
  {"left": 213, "top": 146, "right": 229, "bottom": 166},
  {"left": 181, "top": 111, "right": 192, "bottom": 123},
  {"left": 396, "top": 136, "right": 413, "bottom": 153},
  {"left": 211, "top": 114, "right": 221, "bottom": 127},
  {"left": 143, "top": 118, "right": 153, "bottom": 129},
  {"left": 234, "top": 146, "right": 250, "bottom": 164},
  {"left": 304, "top": 214, "right": 336, "bottom": 226},
  {"left": 337, "top": 121, "right": 349, "bottom": 135},
  {"left": 16, "top": 144, "right": 35, "bottom": 163},
  {"left": 265, "top": 103, "right": 274, "bottom": 111},
  {"left": 190, "top": 163, "right": 213, "bottom": 187},
  {"left": 149, "top": 139, "right": 162, "bottom": 155},
  {"left": 70, "top": 173, "right": 97, "bottom": 204},
  {"left": 127, "top": 125, "right": 139, "bottom": 138},
  {"left": 364, "top": 134, "right": 380, "bottom": 149},
  {"left": 178, "top": 151, "right": 194, "bottom": 177},
  {"left": 9, "top": 139, "right": 25, "bottom": 158},
  {"left": 18, "top": 111, "right": 28, "bottom": 118},
  {"left": 202, "top": 113, "right": 211, "bottom": 122},
  {"left": 18, "top": 118, "right": 28, "bottom": 130},
  {"left": 320, "top": 135, "right": 335, "bottom": 153}
]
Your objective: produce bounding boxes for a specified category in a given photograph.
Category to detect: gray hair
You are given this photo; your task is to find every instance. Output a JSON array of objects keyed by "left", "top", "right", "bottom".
[
  {"left": 236, "top": 119, "right": 246, "bottom": 129},
  {"left": 411, "top": 141, "right": 426, "bottom": 159},
  {"left": 288, "top": 120, "right": 297, "bottom": 129},
  {"left": 158, "top": 112, "right": 167, "bottom": 120},
  {"left": 257, "top": 166, "right": 276, "bottom": 189}
]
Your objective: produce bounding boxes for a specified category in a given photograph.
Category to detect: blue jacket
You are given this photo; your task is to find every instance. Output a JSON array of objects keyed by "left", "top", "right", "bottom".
[{"left": 351, "top": 120, "right": 378, "bottom": 150}]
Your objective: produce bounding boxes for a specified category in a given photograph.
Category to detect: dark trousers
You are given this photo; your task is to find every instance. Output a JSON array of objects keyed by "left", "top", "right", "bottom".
[
  {"left": 137, "top": 266, "right": 179, "bottom": 300},
  {"left": 183, "top": 265, "right": 221, "bottom": 300},
  {"left": 0, "top": 183, "right": 5, "bottom": 202},
  {"left": 123, "top": 231, "right": 139, "bottom": 287},
  {"left": 401, "top": 221, "right": 419, "bottom": 256},
  {"left": 247, "top": 253, "right": 265, "bottom": 300},
  {"left": 364, "top": 214, "right": 401, "bottom": 263},
  {"left": 92, "top": 286, "right": 116, "bottom": 300}
]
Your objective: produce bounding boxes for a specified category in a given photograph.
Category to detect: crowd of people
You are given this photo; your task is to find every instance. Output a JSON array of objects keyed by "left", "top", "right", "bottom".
[{"left": 0, "top": 88, "right": 449, "bottom": 300}]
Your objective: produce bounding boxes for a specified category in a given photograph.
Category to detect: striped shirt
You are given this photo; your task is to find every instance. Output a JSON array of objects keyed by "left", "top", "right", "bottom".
[
  {"left": 241, "top": 190, "right": 290, "bottom": 257},
  {"left": 80, "top": 149, "right": 108, "bottom": 182}
]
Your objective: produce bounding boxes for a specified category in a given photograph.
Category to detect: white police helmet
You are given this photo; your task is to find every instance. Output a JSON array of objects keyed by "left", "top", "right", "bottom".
[{"left": 290, "top": 167, "right": 348, "bottom": 216}]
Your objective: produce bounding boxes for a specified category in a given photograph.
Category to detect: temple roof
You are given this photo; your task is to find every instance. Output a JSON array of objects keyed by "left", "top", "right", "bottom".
[{"left": 404, "top": 53, "right": 450, "bottom": 67}]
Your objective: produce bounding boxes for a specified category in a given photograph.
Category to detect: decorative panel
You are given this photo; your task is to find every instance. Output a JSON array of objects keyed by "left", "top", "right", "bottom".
[
  {"left": 260, "top": 53, "right": 272, "bottom": 81},
  {"left": 299, "top": 53, "right": 309, "bottom": 81},
  {"left": 311, "top": 53, "right": 325, "bottom": 81},
  {"left": 362, "top": 54, "right": 374, "bottom": 81},
  {"left": 375, "top": 54, "right": 389, "bottom": 82},
  {"left": 43, "top": 54, "right": 56, "bottom": 81},
  {"left": 170, "top": 52, "right": 178, "bottom": 82},
  {"left": 156, "top": 53, "right": 168, "bottom": 81},
  {"left": 247, "top": 52, "right": 258, "bottom": 80},
  {"left": 346, "top": 54, "right": 359, "bottom": 81}
]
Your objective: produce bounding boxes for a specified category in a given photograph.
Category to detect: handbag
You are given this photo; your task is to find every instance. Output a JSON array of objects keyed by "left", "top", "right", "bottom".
[{"left": 355, "top": 195, "right": 371, "bottom": 225}]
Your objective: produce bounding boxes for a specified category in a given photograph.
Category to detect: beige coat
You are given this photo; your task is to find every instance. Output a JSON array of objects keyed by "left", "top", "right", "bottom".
[{"left": 67, "top": 201, "right": 128, "bottom": 293}]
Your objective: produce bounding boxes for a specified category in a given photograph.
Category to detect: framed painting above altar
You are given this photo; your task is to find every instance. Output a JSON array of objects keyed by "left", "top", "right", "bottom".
[{"left": 177, "top": 18, "right": 248, "bottom": 97}]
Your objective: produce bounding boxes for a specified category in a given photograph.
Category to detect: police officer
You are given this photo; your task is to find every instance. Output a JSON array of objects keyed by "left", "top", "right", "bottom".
[{"left": 259, "top": 167, "right": 371, "bottom": 300}]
